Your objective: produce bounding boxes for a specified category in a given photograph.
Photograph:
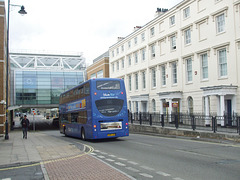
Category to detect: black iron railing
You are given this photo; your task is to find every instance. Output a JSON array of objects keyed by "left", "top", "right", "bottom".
[{"left": 128, "top": 112, "right": 240, "bottom": 135}]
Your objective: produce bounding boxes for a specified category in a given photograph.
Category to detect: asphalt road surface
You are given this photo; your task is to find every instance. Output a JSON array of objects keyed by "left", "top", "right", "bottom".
[{"left": 44, "top": 130, "right": 240, "bottom": 180}]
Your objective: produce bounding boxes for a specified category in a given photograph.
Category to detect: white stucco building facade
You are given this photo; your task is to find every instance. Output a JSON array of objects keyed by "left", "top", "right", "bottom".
[{"left": 109, "top": 0, "right": 240, "bottom": 126}]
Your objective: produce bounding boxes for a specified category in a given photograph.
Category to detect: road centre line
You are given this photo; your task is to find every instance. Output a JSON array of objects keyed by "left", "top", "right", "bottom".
[
  {"left": 176, "top": 149, "right": 218, "bottom": 159},
  {"left": 132, "top": 141, "right": 153, "bottom": 147},
  {"left": 135, "top": 134, "right": 240, "bottom": 148}
]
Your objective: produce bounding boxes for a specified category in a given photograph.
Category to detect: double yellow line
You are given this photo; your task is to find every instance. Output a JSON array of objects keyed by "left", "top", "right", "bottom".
[{"left": 0, "top": 143, "right": 94, "bottom": 171}]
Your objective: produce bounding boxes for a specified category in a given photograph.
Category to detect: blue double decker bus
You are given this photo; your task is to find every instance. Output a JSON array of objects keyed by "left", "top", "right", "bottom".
[{"left": 59, "top": 78, "right": 129, "bottom": 140}]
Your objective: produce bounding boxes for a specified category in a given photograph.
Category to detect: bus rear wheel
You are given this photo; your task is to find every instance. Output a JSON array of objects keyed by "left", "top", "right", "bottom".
[{"left": 81, "top": 128, "right": 86, "bottom": 141}]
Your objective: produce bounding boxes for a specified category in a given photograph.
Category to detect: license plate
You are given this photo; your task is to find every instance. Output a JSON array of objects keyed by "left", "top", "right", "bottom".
[{"left": 107, "top": 133, "right": 116, "bottom": 137}]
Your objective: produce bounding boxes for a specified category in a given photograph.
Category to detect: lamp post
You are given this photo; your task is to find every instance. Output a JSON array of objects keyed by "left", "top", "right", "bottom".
[{"left": 5, "top": 0, "right": 27, "bottom": 140}]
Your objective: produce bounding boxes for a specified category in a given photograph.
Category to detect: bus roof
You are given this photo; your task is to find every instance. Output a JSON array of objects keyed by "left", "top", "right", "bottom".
[{"left": 60, "top": 78, "right": 123, "bottom": 96}]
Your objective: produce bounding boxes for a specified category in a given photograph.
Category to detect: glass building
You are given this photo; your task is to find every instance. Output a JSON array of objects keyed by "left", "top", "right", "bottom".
[{"left": 10, "top": 51, "right": 86, "bottom": 108}]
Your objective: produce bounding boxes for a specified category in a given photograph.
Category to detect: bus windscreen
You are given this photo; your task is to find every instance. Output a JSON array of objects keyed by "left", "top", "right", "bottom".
[
  {"left": 96, "top": 81, "right": 120, "bottom": 90},
  {"left": 95, "top": 99, "right": 124, "bottom": 116}
]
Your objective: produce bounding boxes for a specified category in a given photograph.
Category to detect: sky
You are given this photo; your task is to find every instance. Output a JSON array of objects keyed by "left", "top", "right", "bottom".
[{"left": 7, "top": 0, "right": 183, "bottom": 65}]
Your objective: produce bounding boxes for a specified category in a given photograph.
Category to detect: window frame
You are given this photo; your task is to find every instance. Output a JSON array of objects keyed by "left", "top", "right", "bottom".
[
  {"left": 200, "top": 53, "right": 208, "bottom": 80},
  {"left": 186, "top": 58, "right": 193, "bottom": 83},
  {"left": 184, "top": 28, "right": 191, "bottom": 45},
  {"left": 183, "top": 6, "right": 190, "bottom": 19},
  {"left": 150, "top": 27, "right": 155, "bottom": 37},
  {"left": 216, "top": 13, "right": 225, "bottom": 34},
  {"left": 128, "top": 75, "right": 132, "bottom": 91},
  {"left": 161, "top": 65, "right": 166, "bottom": 86},
  {"left": 170, "top": 15, "right": 175, "bottom": 26},
  {"left": 172, "top": 62, "right": 177, "bottom": 85},
  {"left": 152, "top": 68, "right": 156, "bottom": 88},
  {"left": 142, "top": 71, "right": 146, "bottom": 89},
  {"left": 170, "top": 35, "right": 176, "bottom": 50},
  {"left": 218, "top": 48, "right": 227, "bottom": 78},
  {"left": 135, "top": 73, "right": 138, "bottom": 91}
]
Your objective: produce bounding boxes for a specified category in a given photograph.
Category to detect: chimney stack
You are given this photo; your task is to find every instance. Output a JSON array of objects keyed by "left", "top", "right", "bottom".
[
  {"left": 155, "top": 8, "right": 168, "bottom": 17},
  {"left": 133, "top": 26, "right": 142, "bottom": 31},
  {"left": 117, "top": 37, "right": 124, "bottom": 41}
]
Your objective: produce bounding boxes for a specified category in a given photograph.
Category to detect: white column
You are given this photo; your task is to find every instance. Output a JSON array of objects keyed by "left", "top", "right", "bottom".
[
  {"left": 160, "top": 99, "right": 163, "bottom": 114},
  {"left": 220, "top": 95, "right": 225, "bottom": 126},
  {"left": 132, "top": 101, "right": 135, "bottom": 113},
  {"left": 179, "top": 99, "right": 182, "bottom": 113},
  {"left": 139, "top": 101, "right": 142, "bottom": 113},
  {"left": 169, "top": 98, "right": 173, "bottom": 122},
  {"left": 204, "top": 96, "right": 210, "bottom": 125},
  {"left": 169, "top": 99, "right": 172, "bottom": 115}
]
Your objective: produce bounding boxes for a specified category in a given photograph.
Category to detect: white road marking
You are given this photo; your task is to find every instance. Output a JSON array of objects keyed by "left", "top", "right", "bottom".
[
  {"left": 2, "top": 179, "right": 11, "bottom": 180},
  {"left": 176, "top": 149, "right": 216, "bottom": 159},
  {"left": 100, "top": 152, "right": 108, "bottom": 155},
  {"left": 118, "top": 157, "right": 127, "bottom": 161},
  {"left": 94, "top": 150, "right": 100, "bottom": 152},
  {"left": 139, "top": 173, "right": 153, "bottom": 178},
  {"left": 156, "top": 171, "right": 171, "bottom": 176},
  {"left": 125, "top": 167, "right": 140, "bottom": 172},
  {"left": 106, "top": 158, "right": 115, "bottom": 162},
  {"left": 97, "top": 155, "right": 105, "bottom": 159},
  {"left": 140, "top": 166, "right": 154, "bottom": 171},
  {"left": 132, "top": 141, "right": 153, "bottom": 147},
  {"left": 173, "top": 178, "right": 185, "bottom": 180},
  {"left": 114, "top": 162, "right": 126, "bottom": 166},
  {"left": 90, "top": 153, "right": 97, "bottom": 156},
  {"left": 127, "top": 161, "right": 138, "bottom": 165},
  {"left": 109, "top": 154, "right": 116, "bottom": 158}
]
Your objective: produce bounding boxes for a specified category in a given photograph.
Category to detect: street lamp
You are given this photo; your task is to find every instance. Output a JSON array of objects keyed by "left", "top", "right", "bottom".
[{"left": 5, "top": 0, "right": 27, "bottom": 140}]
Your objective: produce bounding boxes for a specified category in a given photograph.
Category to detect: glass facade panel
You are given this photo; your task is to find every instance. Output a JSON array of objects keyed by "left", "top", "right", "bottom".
[{"left": 13, "top": 70, "right": 84, "bottom": 106}]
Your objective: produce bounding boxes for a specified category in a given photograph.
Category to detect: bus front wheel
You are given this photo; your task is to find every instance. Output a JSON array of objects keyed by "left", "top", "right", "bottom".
[{"left": 81, "top": 128, "right": 86, "bottom": 141}]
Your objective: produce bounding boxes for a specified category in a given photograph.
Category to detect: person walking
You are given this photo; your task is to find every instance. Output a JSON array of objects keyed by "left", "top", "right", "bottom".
[{"left": 21, "top": 115, "right": 30, "bottom": 139}]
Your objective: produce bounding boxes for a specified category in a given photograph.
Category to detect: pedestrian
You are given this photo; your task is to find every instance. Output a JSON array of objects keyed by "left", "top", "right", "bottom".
[{"left": 21, "top": 115, "right": 30, "bottom": 139}]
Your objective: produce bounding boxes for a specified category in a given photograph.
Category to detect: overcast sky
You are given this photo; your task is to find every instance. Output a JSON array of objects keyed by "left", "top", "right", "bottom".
[{"left": 7, "top": 0, "right": 182, "bottom": 65}]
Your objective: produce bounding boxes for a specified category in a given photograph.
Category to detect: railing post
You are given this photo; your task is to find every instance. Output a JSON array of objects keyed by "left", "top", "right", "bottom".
[
  {"left": 150, "top": 114, "right": 152, "bottom": 126},
  {"left": 238, "top": 116, "right": 240, "bottom": 135},
  {"left": 212, "top": 116, "right": 216, "bottom": 133},
  {"left": 139, "top": 112, "right": 142, "bottom": 125},
  {"left": 191, "top": 115, "right": 196, "bottom": 130},
  {"left": 175, "top": 113, "right": 179, "bottom": 129},
  {"left": 131, "top": 112, "right": 133, "bottom": 124},
  {"left": 161, "top": 114, "right": 164, "bottom": 127}
]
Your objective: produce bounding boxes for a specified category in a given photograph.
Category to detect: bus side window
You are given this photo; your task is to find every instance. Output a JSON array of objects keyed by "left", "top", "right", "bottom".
[
  {"left": 78, "top": 111, "right": 87, "bottom": 124},
  {"left": 68, "top": 113, "right": 71, "bottom": 122},
  {"left": 62, "top": 114, "right": 68, "bottom": 122},
  {"left": 84, "top": 83, "right": 90, "bottom": 96},
  {"left": 79, "top": 87, "right": 84, "bottom": 98},
  {"left": 71, "top": 113, "right": 78, "bottom": 123}
]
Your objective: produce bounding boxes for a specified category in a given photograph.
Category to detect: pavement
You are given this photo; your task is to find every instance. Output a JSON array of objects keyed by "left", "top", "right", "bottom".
[{"left": 0, "top": 130, "right": 133, "bottom": 180}]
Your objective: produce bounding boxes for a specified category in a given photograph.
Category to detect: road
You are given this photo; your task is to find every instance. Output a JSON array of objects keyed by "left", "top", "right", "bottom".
[{"left": 44, "top": 130, "right": 240, "bottom": 180}]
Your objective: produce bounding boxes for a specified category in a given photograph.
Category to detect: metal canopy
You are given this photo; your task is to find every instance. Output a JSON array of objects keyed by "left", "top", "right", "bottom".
[{"left": 10, "top": 52, "right": 86, "bottom": 71}]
